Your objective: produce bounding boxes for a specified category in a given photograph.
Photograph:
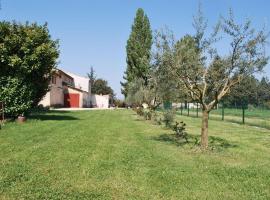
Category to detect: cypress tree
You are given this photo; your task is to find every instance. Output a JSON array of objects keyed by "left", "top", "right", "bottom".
[{"left": 121, "top": 8, "right": 152, "bottom": 97}]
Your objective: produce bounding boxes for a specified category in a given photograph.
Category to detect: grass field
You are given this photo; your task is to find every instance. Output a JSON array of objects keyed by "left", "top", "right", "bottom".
[{"left": 0, "top": 110, "right": 270, "bottom": 199}]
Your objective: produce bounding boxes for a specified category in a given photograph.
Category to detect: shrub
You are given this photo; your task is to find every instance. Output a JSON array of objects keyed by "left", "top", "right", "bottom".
[
  {"left": 163, "top": 109, "right": 175, "bottom": 127},
  {"left": 135, "top": 107, "right": 144, "bottom": 116},
  {"left": 143, "top": 108, "right": 152, "bottom": 120},
  {"left": 0, "top": 77, "right": 33, "bottom": 117},
  {"left": 172, "top": 121, "right": 188, "bottom": 142},
  {"left": 114, "top": 99, "right": 126, "bottom": 108}
]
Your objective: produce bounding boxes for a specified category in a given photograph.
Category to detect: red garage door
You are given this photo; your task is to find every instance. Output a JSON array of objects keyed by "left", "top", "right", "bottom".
[{"left": 64, "top": 93, "right": 80, "bottom": 108}]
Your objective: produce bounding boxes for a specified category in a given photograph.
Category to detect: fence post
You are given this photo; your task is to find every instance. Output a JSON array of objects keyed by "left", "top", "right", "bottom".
[
  {"left": 222, "top": 103, "right": 224, "bottom": 121},
  {"left": 242, "top": 106, "right": 245, "bottom": 124},
  {"left": 187, "top": 103, "right": 189, "bottom": 116},
  {"left": 196, "top": 103, "right": 199, "bottom": 117}
]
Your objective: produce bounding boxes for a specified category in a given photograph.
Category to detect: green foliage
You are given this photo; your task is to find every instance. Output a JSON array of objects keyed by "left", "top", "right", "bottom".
[
  {"left": 133, "top": 106, "right": 152, "bottom": 120},
  {"left": 257, "top": 77, "right": 270, "bottom": 106},
  {"left": 0, "top": 77, "right": 33, "bottom": 117},
  {"left": 223, "top": 76, "right": 270, "bottom": 108},
  {"left": 172, "top": 8, "right": 268, "bottom": 111},
  {"left": 152, "top": 28, "right": 183, "bottom": 103},
  {"left": 143, "top": 107, "right": 152, "bottom": 120},
  {"left": 0, "top": 21, "right": 59, "bottom": 116},
  {"left": 126, "top": 78, "right": 156, "bottom": 107},
  {"left": 135, "top": 107, "right": 144, "bottom": 116},
  {"left": 162, "top": 109, "right": 176, "bottom": 128},
  {"left": 262, "top": 101, "right": 270, "bottom": 109},
  {"left": 223, "top": 75, "right": 259, "bottom": 107},
  {"left": 91, "top": 78, "right": 114, "bottom": 96},
  {"left": 114, "top": 99, "right": 126, "bottom": 108},
  {"left": 172, "top": 121, "right": 188, "bottom": 142},
  {"left": 170, "top": 7, "right": 268, "bottom": 148},
  {"left": 152, "top": 111, "right": 161, "bottom": 124},
  {"left": 121, "top": 8, "right": 152, "bottom": 96}
]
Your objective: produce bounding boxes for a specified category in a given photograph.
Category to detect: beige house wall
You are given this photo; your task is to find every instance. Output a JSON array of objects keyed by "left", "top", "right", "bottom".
[
  {"left": 50, "top": 86, "right": 64, "bottom": 106},
  {"left": 39, "top": 91, "right": 51, "bottom": 107},
  {"left": 39, "top": 86, "right": 64, "bottom": 107}
]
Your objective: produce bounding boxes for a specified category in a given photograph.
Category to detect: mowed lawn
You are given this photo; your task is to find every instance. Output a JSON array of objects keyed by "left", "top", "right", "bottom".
[{"left": 0, "top": 110, "right": 270, "bottom": 199}]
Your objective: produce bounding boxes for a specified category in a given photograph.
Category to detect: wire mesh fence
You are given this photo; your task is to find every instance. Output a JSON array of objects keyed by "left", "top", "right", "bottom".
[{"left": 175, "top": 103, "right": 270, "bottom": 130}]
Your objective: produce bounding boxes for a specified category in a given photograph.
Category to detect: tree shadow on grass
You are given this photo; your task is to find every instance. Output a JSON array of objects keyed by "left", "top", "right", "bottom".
[
  {"left": 134, "top": 118, "right": 146, "bottom": 121},
  {"left": 30, "top": 115, "right": 79, "bottom": 121},
  {"left": 152, "top": 133, "right": 238, "bottom": 151},
  {"left": 29, "top": 111, "right": 79, "bottom": 121}
]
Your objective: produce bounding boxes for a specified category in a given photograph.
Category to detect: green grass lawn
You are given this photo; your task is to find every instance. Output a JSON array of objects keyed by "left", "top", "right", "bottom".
[{"left": 0, "top": 110, "right": 270, "bottom": 199}]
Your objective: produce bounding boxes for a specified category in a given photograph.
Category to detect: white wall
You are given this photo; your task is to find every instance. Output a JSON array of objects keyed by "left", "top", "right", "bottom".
[
  {"left": 91, "top": 94, "right": 109, "bottom": 108},
  {"left": 172, "top": 103, "right": 200, "bottom": 109},
  {"left": 65, "top": 72, "right": 90, "bottom": 93}
]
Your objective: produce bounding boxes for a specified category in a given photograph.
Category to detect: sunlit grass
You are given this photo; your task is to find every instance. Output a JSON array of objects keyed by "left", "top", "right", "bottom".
[{"left": 0, "top": 110, "right": 269, "bottom": 199}]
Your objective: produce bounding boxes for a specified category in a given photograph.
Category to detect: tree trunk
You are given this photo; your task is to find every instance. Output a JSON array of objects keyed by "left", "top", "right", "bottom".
[{"left": 201, "top": 110, "right": 209, "bottom": 149}]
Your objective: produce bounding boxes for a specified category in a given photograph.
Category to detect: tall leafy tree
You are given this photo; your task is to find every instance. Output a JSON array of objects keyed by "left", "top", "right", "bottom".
[
  {"left": 0, "top": 21, "right": 59, "bottom": 116},
  {"left": 121, "top": 8, "right": 152, "bottom": 97}
]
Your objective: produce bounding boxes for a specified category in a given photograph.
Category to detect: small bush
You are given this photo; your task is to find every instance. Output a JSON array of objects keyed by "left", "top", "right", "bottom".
[
  {"left": 135, "top": 107, "right": 144, "bottom": 116},
  {"left": 163, "top": 109, "right": 176, "bottom": 128},
  {"left": 143, "top": 108, "right": 152, "bottom": 120},
  {"left": 114, "top": 99, "right": 126, "bottom": 108},
  {"left": 172, "top": 121, "right": 188, "bottom": 142},
  {"left": 152, "top": 111, "right": 160, "bottom": 123}
]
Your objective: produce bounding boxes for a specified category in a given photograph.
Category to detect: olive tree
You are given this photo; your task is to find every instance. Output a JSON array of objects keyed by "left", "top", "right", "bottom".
[
  {"left": 152, "top": 28, "right": 183, "bottom": 103},
  {"left": 172, "top": 8, "right": 268, "bottom": 149}
]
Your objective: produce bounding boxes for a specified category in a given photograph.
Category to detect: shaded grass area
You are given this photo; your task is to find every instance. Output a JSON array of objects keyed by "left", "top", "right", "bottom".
[
  {"left": 152, "top": 134, "right": 238, "bottom": 151},
  {"left": 0, "top": 110, "right": 270, "bottom": 199},
  {"left": 28, "top": 110, "right": 79, "bottom": 121}
]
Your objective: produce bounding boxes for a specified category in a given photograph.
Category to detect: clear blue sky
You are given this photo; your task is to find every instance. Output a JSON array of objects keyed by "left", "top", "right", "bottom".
[{"left": 1, "top": 0, "right": 270, "bottom": 98}]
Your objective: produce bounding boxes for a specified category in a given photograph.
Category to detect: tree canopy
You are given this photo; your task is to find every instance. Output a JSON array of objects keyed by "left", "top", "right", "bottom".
[
  {"left": 121, "top": 8, "right": 152, "bottom": 97},
  {"left": 91, "top": 78, "right": 114, "bottom": 97},
  {"left": 170, "top": 8, "right": 268, "bottom": 148},
  {"left": 0, "top": 21, "right": 59, "bottom": 116}
]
